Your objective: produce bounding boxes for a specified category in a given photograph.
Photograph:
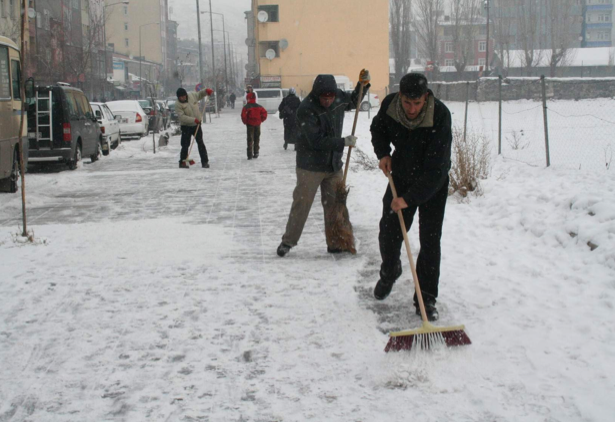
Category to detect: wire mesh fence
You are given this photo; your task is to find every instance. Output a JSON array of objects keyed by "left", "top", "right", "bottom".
[{"left": 434, "top": 77, "right": 615, "bottom": 171}]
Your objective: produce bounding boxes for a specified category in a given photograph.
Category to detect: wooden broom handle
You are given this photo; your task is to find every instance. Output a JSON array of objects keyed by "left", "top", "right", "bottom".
[
  {"left": 342, "top": 82, "right": 365, "bottom": 185},
  {"left": 386, "top": 173, "right": 429, "bottom": 323},
  {"left": 187, "top": 102, "right": 208, "bottom": 158}
]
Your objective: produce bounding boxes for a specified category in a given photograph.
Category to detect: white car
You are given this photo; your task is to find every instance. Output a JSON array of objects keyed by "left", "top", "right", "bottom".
[
  {"left": 91, "top": 102, "right": 121, "bottom": 155},
  {"left": 345, "top": 90, "right": 380, "bottom": 111},
  {"left": 106, "top": 100, "right": 149, "bottom": 139}
]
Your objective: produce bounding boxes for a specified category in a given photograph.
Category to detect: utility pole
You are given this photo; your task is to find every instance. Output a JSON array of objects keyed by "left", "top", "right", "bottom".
[
  {"left": 484, "top": 0, "right": 490, "bottom": 74},
  {"left": 196, "top": 0, "right": 204, "bottom": 85},
  {"left": 208, "top": 0, "right": 218, "bottom": 116}
]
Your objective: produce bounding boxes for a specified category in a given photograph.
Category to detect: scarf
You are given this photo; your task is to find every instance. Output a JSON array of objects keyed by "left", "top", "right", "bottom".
[{"left": 386, "top": 93, "right": 435, "bottom": 131}]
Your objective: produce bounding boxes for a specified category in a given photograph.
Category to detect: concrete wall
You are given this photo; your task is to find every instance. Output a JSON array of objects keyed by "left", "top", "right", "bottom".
[{"left": 255, "top": 0, "right": 389, "bottom": 98}]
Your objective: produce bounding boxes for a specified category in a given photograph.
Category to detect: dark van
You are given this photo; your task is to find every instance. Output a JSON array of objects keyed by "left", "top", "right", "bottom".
[{"left": 27, "top": 83, "right": 101, "bottom": 170}]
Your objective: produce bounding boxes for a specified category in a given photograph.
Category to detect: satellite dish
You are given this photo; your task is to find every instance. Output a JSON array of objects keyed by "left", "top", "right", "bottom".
[
  {"left": 257, "top": 11, "right": 269, "bottom": 23},
  {"left": 265, "top": 49, "right": 276, "bottom": 60},
  {"left": 279, "top": 39, "right": 289, "bottom": 50},
  {"left": 28, "top": 8, "right": 36, "bottom": 19}
]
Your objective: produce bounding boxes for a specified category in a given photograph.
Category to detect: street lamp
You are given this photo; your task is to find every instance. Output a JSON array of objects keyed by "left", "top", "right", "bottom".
[
  {"left": 103, "top": 1, "right": 129, "bottom": 99},
  {"left": 139, "top": 22, "right": 160, "bottom": 98},
  {"left": 200, "top": 6, "right": 224, "bottom": 116}
]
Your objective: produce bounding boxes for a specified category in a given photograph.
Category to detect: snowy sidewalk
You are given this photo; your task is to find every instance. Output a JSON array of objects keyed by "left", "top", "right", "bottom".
[{"left": 1, "top": 105, "right": 614, "bottom": 421}]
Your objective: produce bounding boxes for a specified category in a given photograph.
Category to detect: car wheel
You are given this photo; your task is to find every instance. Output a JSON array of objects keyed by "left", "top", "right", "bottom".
[
  {"left": 102, "top": 138, "right": 110, "bottom": 156},
  {"left": 360, "top": 102, "right": 370, "bottom": 111},
  {"left": 68, "top": 143, "right": 82, "bottom": 170},
  {"left": 7, "top": 148, "right": 19, "bottom": 193},
  {"left": 113, "top": 132, "right": 121, "bottom": 149},
  {"left": 91, "top": 139, "right": 102, "bottom": 162}
]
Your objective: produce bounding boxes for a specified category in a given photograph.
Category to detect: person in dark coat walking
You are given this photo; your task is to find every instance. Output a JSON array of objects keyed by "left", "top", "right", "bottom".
[
  {"left": 241, "top": 93, "right": 268, "bottom": 159},
  {"left": 276, "top": 71, "right": 370, "bottom": 257},
  {"left": 278, "top": 87, "right": 301, "bottom": 150},
  {"left": 229, "top": 92, "right": 236, "bottom": 109},
  {"left": 370, "top": 73, "right": 453, "bottom": 322}
]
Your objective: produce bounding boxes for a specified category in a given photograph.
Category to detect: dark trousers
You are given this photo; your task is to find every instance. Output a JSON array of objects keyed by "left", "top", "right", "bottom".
[
  {"left": 180, "top": 125, "right": 208, "bottom": 164},
  {"left": 247, "top": 125, "right": 261, "bottom": 158},
  {"left": 378, "top": 179, "right": 448, "bottom": 303}
]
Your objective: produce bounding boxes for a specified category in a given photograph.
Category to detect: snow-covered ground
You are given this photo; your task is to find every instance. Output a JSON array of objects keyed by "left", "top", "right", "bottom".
[{"left": 1, "top": 101, "right": 614, "bottom": 421}]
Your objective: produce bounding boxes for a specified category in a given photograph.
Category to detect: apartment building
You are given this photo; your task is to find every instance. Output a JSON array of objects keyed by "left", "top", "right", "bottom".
[
  {"left": 246, "top": 0, "right": 389, "bottom": 98},
  {"left": 583, "top": 0, "right": 614, "bottom": 47}
]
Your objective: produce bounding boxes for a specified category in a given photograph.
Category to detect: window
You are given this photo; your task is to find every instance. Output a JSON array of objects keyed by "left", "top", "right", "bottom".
[
  {"left": 124, "top": 23, "right": 128, "bottom": 31},
  {"left": 255, "top": 89, "right": 281, "bottom": 98},
  {"left": 76, "top": 93, "right": 93, "bottom": 119},
  {"left": 445, "top": 42, "right": 453, "bottom": 53},
  {"left": 257, "top": 5, "right": 279, "bottom": 22},
  {"left": 64, "top": 91, "right": 80, "bottom": 118},
  {"left": 479, "top": 41, "right": 487, "bottom": 52},
  {"left": 599, "top": 13, "right": 611, "bottom": 22},
  {"left": 0, "top": 46, "right": 11, "bottom": 99},
  {"left": 125, "top": 38, "right": 129, "bottom": 47},
  {"left": 123, "top": 5, "right": 128, "bottom": 15},
  {"left": 445, "top": 59, "right": 454, "bottom": 66},
  {"left": 11, "top": 60, "right": 20, "bottom": 100},
  {"left": 478, "top": 58, "right": 486, "bottom": 66},
  {"left": 259, "top": 41, "right": 280, "bottom": 58},
  {"left": 9, "top": 0, "right": 14, "bottom": 17}
]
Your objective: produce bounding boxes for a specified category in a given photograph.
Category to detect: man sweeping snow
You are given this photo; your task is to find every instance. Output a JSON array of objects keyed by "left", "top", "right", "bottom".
[
  {"left": 277, "top": 72, "right": 370, "bottom": 257},
  {"left": 176, "top": 86, "right": 213, "bottom": 168},
  {"left": 370, "top": 73, "right": 453, "bottom": 321}
]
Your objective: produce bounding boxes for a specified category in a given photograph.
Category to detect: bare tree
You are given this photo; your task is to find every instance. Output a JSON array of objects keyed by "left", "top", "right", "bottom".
[
  {"left": 515, "top": 0, "right": 543, "bottom": 76},
  {"left": 390, "top": 0, "right": 413, "bottom": 84},
  {"left": 491, "top": 0, "right": 514, "bottom": 76},
  {"left": 0, "top": 17, "right": 20, "bottom": 44},
  {"left": 448, "top": 0, "right": 482, "bottom": 76},
  {"left": 413, "top": 0, "right": 444, "bottom": 77},
  {"left": 546, "top": 0, "right": 577, "bottom": 77}
]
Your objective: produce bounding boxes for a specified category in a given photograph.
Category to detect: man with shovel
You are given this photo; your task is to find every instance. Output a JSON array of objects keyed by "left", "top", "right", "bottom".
[
  {"left": 370, "top": 73, "right": 453, "bottom": 321},
  {"left": 176, "top": 86, "right": 213, "bottom": 168},
  {"left": 277, "top": 71, "right": 370, "bottom": 257}
]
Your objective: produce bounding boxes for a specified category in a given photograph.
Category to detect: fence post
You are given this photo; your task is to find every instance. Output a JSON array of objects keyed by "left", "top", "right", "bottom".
[
  {"left": 540, "top": 75, "right": 551, "bottom": 167},
  {"left": 463, "top": 81, "right": 470, "bottom": 144},
  {"left": 498, "top": 75, "right": 502, "bottom": 155}
]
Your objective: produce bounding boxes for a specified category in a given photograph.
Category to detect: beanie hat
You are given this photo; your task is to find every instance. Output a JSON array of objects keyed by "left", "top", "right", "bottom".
[
  {"left": 176, "top": 87, "right": 188, "bottom": 98},
  {"left": 399, "top": 73, "right": 428, "bottom": 99}
]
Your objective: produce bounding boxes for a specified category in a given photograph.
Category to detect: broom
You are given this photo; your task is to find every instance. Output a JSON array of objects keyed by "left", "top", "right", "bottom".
[
  {"left": 384, "top": 173, "right": 471, "bottom": 352},
  {"left": 184, "top": 98, "right": 209, "bottom": 166},
  {"left": 327, "top": 73, "right": 367, "bottom": 254}
]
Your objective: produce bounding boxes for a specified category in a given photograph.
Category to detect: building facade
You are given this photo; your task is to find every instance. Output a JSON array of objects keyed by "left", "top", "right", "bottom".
[
  {"left": 583, "top": 0, "right": 614, "bottom": 47},
  {"left": 246, "top": 0, "right": 389, "bottom": 98},
  {"left": 105, "top": 0, "right": 167, "bottom": 97}
]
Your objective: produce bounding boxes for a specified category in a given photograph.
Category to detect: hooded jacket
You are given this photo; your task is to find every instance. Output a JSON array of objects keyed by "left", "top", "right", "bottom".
[
  {"left": 278, "top": 93, "right": 301, "bottom": 143},
  {"left": 370, "top": 90, "right": 452, "bottom": 206},
  {"left": 296, "top": 75, "right": 369, "bottom": 172},
  {"left": 176, "top": 89, "right": 210, "bottom": 126},
  {"left": 241, "top": 94, "right": 268, "bottom": 126}
]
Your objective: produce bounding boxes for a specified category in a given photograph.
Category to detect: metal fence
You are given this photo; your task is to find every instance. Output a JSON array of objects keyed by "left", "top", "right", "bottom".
[{"left": 435, "top": 77, "right": 615, "bottom": 171}]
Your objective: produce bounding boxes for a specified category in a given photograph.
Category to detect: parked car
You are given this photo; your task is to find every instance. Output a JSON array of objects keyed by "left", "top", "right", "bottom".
[
  {"left": 345, "top": 89, "right": 380, "bottom": 111},
  {"left": 0, "top": 36, "right": 30, "bottom": 193},
  {"left": 156, "top": 100, "right": 170, "bottom": 130},
  {"left": 252, "top": 88, "right": 289, "bottom": 114},
  {"left": 106, "top": 100, "right": 148, "bottom": 139},
  {"left": 27, "top": 83, "right": 102, "bottom": 170},
  {"left": 91, "top": 102, "right": 121, "bottom": 155},
  {"left": 166, "top": 99, "right": 178, "bottom": 124}
]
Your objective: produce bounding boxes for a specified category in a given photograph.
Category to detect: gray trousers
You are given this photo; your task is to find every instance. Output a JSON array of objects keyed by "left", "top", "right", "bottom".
[{"left": 282, "top": 168, "right": 343, "bottom": 248}]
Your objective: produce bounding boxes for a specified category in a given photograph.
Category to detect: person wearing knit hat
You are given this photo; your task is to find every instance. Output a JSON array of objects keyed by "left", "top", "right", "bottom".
[
  {"left": 176, "top": 86, "right": 213, "bottom": 168},
  {"left": 241, "top": 92, "right": 268, "bottom": 160}
]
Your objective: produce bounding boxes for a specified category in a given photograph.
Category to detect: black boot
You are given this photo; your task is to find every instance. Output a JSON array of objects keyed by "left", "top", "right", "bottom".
[
  {"left": 202, "top": 162, "right": 210, "bottom": 168},
  {"left": 179, "top": 161, "right": 189, "bottom": 169},
  {"left": 415, "top": 297, "right": 439, "bottom": 321},
  {"left": 374, "top": 261, "right": 402, "bottom": 300},
  {"left": 277, "top": 242, "right": 291, "bottom": 257}
]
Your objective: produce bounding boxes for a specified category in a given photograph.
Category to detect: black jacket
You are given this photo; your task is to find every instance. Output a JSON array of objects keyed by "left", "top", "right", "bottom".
[
  {"left": 296, "top": 75, "right": 368, "bottom": 172},
  {"left": 371, "top": 91, "right": 452, "bottom": 206},
  {"left": 278, "top": 94, "right": 301, "bottom": 143}
]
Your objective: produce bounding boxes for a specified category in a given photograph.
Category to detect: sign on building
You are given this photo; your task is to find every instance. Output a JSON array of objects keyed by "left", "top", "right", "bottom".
[{"left": 260, "top": 75, "right": 281, "bottom": 88}]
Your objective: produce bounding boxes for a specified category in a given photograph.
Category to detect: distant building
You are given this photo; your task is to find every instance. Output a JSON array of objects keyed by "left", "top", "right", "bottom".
[
  {"left": 245, "top": 0, "right": 389, "bottom": 98},
  {"left": 582, "top": 0, "right": 614, "bottom": 47}
]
